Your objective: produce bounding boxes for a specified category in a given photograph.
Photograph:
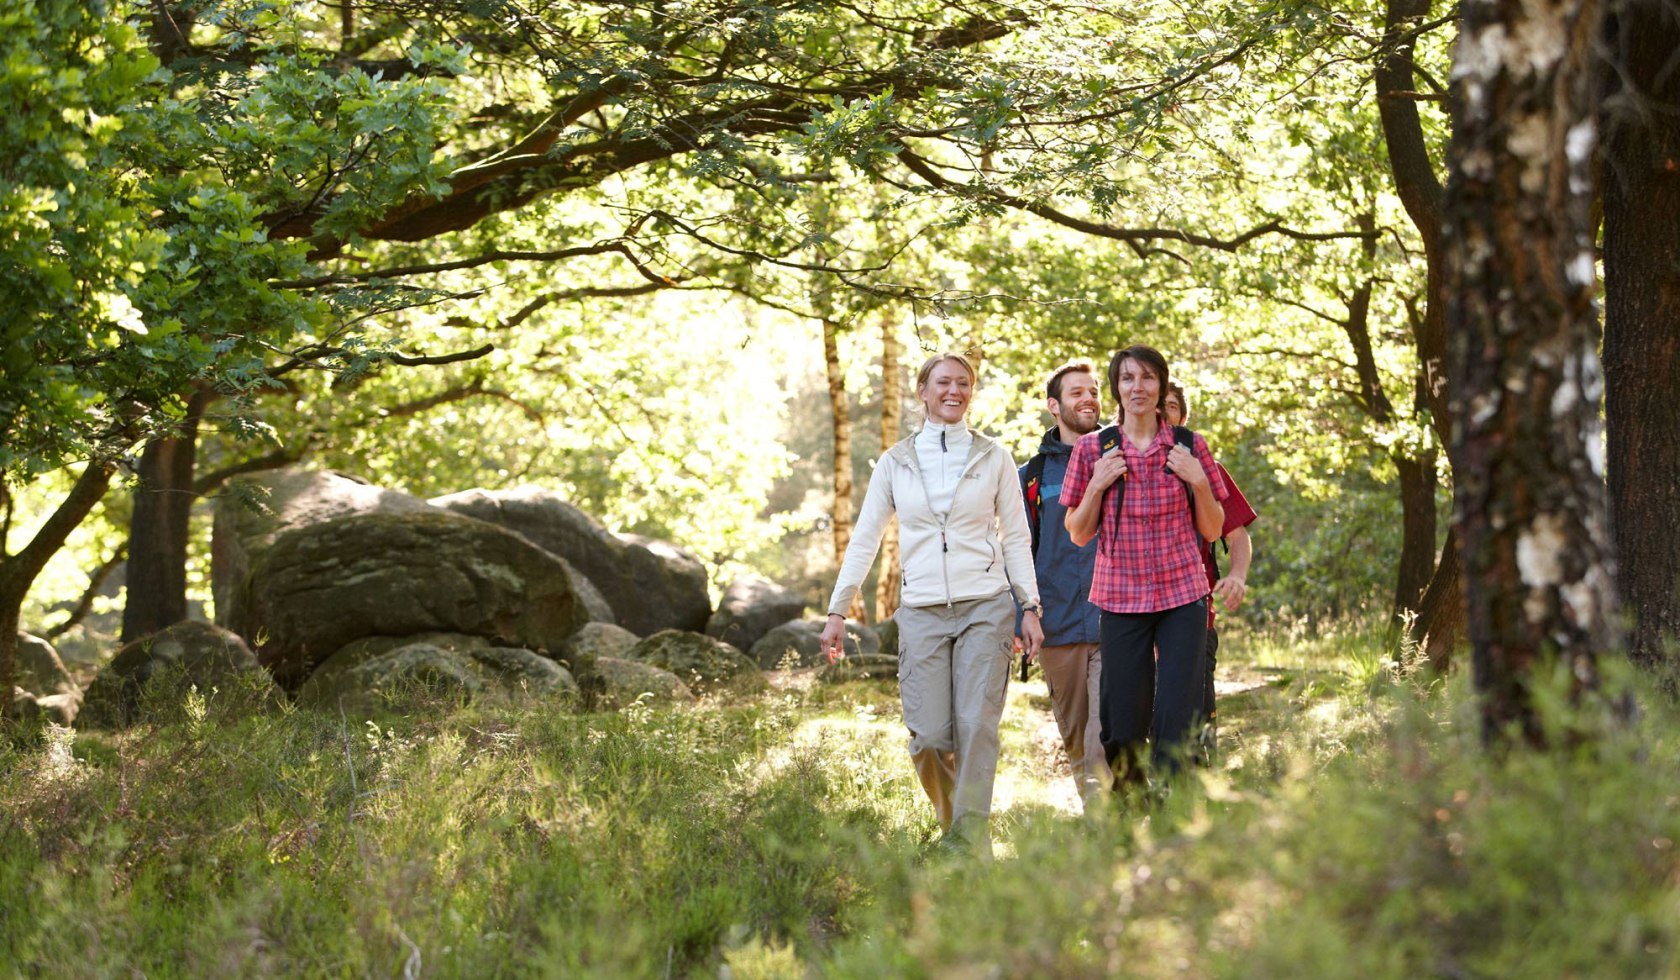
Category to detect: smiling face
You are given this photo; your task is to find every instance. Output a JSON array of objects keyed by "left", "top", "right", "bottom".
[
  {"left": 919, "top": 358, "right": 974, "bottom": 425},
  {"left": 1049, "top": 370, "right": 1101, "bottom": 436},
  {"left": 1115, "top": 356, "right": 1162, "bottom": 422}
]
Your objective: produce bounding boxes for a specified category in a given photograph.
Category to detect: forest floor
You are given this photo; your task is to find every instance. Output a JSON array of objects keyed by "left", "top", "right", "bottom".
[{"left": 4, "top": 621, "right": 1680, "bottom": 978}]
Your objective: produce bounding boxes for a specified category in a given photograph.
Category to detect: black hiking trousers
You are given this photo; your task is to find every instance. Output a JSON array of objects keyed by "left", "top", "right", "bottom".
[{"left": 1097, "top": 598, "right": 1209, "bottom": 779}]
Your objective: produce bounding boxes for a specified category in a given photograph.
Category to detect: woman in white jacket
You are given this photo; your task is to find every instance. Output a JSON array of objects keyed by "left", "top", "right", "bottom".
[{"left": 820, "top": 352, "right": 1044, "bottom": 854}]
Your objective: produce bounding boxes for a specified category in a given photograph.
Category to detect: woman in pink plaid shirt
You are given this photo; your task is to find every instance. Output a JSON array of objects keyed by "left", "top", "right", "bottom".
[{"left": 1060, "top": 345, "right": 1228, "bottom": 789}]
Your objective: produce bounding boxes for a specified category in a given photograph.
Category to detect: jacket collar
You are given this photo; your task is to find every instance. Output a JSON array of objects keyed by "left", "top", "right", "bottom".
[
  {"left": 889, "top": 427, "right": 998, "bottom": 471},
  {"left": 1036, "top": 426, "right": 1076, "bottom": 458}
]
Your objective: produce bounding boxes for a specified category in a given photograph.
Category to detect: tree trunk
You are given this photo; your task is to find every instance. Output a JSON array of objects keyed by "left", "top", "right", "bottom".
[
  {"left": 1602, "top": 0, "right": 1680, "bottom": 681},
  {"left": 0, "top": 462, "right": 117, "bottom": 715},
  {"left": 824, "top": 319, "right": 868, "bottom": 621},
  {"left": 1378, "top": 0, "right": 1465, "bottom": 657},
  {"left": 120, "top": 390, "right": 212, "bottom": 643},
  {"left": 1410, "top": 526, "right": 1465, "bottom": 670},
  {"left": 876, "top": 316, "right": 903, "bottom": 622},
  {"left": 1443, "top": 0, "right": 1621, "bottom": 745},
  {"left": 1392, "top": 449, "right": 1438, "bottom": 615}
]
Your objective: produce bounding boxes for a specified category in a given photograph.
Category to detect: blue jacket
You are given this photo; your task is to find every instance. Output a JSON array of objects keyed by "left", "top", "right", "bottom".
[{"left": 1020, "top": 428, "right": 1100, "bottom": 646}]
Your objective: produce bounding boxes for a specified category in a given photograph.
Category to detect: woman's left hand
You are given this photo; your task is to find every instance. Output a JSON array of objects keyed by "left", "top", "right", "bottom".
[
  {"left": 1165, "top": 444, "right": 1208, "bottom": 489},
  {"left": 1020, "top": 610, "right": 1044, "bottom": 661}
]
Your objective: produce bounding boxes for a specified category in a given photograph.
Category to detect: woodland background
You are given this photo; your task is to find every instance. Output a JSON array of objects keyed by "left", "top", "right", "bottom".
[{"left": 3, "top": 0, "right": 1679, "bottom": 974}]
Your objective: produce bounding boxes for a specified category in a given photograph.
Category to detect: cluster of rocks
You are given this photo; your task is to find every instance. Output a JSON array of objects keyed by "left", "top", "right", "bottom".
[{"left": 15, "top": 468, "right": 901, "bottom": 728}]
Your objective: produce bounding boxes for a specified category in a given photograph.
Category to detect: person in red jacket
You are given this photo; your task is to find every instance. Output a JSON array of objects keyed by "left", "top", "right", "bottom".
[{"left": 1163, "top": 383, "right": 1256, "bottom": 765}]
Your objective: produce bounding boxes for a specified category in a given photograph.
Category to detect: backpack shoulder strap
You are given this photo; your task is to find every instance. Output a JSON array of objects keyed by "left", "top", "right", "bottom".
[
  {"left": 1175, "top": 425, "right": 1223, "bottom": 548},
  {"left": 1097, "top": 424, "right": 1125, "bottom": 518},
  {"left": 1021, "top": 453, "right": 1048, "bottom": 558}
]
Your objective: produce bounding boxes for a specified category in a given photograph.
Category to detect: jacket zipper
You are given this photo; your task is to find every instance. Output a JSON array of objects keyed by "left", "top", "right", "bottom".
[{"left": 906, "top": 434, "right": 991, "bottom": 607}]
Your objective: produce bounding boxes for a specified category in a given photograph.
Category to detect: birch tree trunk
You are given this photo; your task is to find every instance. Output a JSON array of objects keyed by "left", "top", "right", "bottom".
[
  {"left": 824, "top": 318, "right": 868, "bottom": 621},
  {"left": 875, "top": 316, "right": 903, "bottom": 622},
  {"left": 1443, "top": 0, "right": 1622, "bottom": 744}
]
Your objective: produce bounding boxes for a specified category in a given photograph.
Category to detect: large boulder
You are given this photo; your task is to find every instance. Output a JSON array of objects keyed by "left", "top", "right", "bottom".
[
  {"left": 623, "top": 630, "right": 765, "bottom": 695},
  {"left": 236, "top": 510, "right": 589, "bottom": 688},
  {"left": 820, "top": 654, "right": 902, "bottom": 684},
  {"left": 212, "top": 468, "right": 434, "bottom": 633},
  {"left": 297, "top": 637, "right": 578, "bottom": 711},
  {"left": 595, "top": 657, "right": 696, "bottom": 710},
  {"left": 561, "top": 622, "right": 640, "bottom": 665},
  {"left": 705, "top": 575, "right": 808, "bottom": 653},
  {"left": 79, "top": 622, "right": 278, "bottom": 729},
  {"left": 872, "top": 617, "right": 899, "bottom": 659},
  {"left": 431, "top": 487, "right": 710, "bottom": 636},
  {"left": 748, "top": 618, "right": 880, "bottom": 670}
]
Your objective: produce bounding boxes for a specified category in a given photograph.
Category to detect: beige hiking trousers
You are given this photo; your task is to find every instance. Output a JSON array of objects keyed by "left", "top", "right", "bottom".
[
  {"left": 894, "top": 590, "right": 1016, "bottom": 831},
  {"left": 1037, "top": 642, "right": 1113, "bottom": 798}
]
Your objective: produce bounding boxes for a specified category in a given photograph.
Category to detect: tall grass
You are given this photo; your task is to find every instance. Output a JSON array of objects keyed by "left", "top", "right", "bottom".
[{"left": 4, "top": 626, "right": 1679, "bottom": 977}]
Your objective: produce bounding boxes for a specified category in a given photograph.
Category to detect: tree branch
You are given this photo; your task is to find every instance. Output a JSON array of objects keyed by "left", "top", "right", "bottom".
[
  {"left": 896, "top": 147, "right": 1379, "bottom": 253},
  {"left": 44, "top": 547, "right": 127, "bottom": 641},
  {"left": 386, "top": 343, "right": 494, "bottom": 367},
  {"left": 272, "top": 241, "right": 661, "bottom": 288}
]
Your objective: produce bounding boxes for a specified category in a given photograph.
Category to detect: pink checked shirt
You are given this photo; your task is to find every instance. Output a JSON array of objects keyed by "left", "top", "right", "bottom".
[{"left": 1060, "top": 423, "right": 1229, "bottom": 614}]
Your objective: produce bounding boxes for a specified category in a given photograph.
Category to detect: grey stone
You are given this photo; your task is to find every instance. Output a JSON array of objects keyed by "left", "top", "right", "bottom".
[
  {"left": 872, "top": 616, "right": 899, "bottom": 659},
  {"left": 749, "top": 618, "right": 880, "bottom": 670},
  {"left": 623, "top": 629, "right": 765, "bottom": 695},
  {"left": 213, "top": 468, "right": 433, "bottom": 634},
  {"left": 705, "top": 575, "right": 808, "bottom": 653},
  {"left": 432, "top": 487, "right": 710, "bottom": 636},
  {"left": 79, "top": 622, "right": 278, "bottom": 729},
  {"left": 235, "top": 510, "right": 588, "bottom": 688},
  {"left": 820, "top": 654, "right": 902, "bottom": 683},
  {"left": 298, "top": 634, "right": 578, "bottom": 710},
  {"left": 16, "top": 632, "right": 79, "bottom": 701},
  {"left": 561, "top": 622, "right": 640, "bottom": 664},
  {"left": 595, "top": 657, "right": 696, "bottom": 710}
]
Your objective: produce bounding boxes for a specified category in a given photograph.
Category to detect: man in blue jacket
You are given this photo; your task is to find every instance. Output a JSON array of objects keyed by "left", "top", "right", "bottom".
[{"left": 1019, "top": 361, "right": 1112, "bottom": 801}]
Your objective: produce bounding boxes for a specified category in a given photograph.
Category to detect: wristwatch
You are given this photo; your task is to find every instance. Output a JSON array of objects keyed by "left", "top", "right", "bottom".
[{"left": 1021, "top": 601, "right": 1043, "bottom": 616}]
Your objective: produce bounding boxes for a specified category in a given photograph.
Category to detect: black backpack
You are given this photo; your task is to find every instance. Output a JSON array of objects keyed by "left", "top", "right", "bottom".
[
  {"left": 1022, "top": 424, "right": 1205, "bottom": 556},
  {"left": 1097, "top": 424, "right": 1222, "bottom": 574}
]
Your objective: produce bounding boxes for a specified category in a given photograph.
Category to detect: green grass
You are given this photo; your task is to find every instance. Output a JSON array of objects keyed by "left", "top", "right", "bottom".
[{"left": 5, "top": 628, "right": 1680, "bottom": 977}]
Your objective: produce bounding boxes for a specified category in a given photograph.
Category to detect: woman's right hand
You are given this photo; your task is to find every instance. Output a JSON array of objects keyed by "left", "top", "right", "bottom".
[
  {"left": 1092, "top": 446, "right": 1127, "bottom": 491},
  {"left": 820, "top": 614, "right": 848, "bottom": 664}
]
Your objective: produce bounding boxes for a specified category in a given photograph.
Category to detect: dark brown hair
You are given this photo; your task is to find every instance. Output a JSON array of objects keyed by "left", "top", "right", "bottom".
[
  {"left": 1166, "top": 382, "right": 1189, "bottom": 421},
  {"left": 1045, "top": 360, "right": 1097, "bottom": 402},
  {"left": 1106, "top": 345, "right": 1170, "bottom": 414}
]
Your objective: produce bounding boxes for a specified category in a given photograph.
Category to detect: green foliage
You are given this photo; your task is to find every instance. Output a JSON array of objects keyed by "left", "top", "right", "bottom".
[{"left": 0, "top": 0, "right": 162, "bottom": 474}]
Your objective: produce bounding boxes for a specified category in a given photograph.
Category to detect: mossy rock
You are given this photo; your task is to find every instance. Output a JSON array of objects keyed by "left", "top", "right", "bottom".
[
  {"left": 623, "top": 630, "right": 766, "bottom": 695},
  {"left": 595, "top": 657, "right": 696, "bottom": 710}
]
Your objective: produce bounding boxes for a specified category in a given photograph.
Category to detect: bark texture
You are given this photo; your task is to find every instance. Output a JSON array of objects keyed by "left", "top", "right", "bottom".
[
  {"left": 875, "top": 317, "right": 903, "bottom": 623},
  {"left": 824, "top": 319, "right": 868, "bottom": 621},
  {"left": 121, "top": 390, "right": 212, "bottom": 643},
  {"left": 1379, "top": 0, "right": 1465, "bottom": 657},
  {"left": 1602, "top": 0, "right": 1680, "bottom": 680},
  {"left": 1443, "top": 0, "right": 1621, "bottom": 744}
]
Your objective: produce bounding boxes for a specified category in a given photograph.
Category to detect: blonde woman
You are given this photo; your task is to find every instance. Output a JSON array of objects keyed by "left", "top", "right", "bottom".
[{"left": 821, "top": 352, "right": 1043, "bottom": 855}]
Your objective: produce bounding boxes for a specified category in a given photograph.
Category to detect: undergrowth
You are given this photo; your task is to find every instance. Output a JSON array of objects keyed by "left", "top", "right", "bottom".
[{"left": 3, "top": 625, "right": 1678, "bottom": 978}]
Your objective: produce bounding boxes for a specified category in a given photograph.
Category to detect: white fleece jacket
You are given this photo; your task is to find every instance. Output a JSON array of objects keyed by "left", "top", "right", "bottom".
[{"left": 827, "top": 427, "right": 1041, "bottom": 616}]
